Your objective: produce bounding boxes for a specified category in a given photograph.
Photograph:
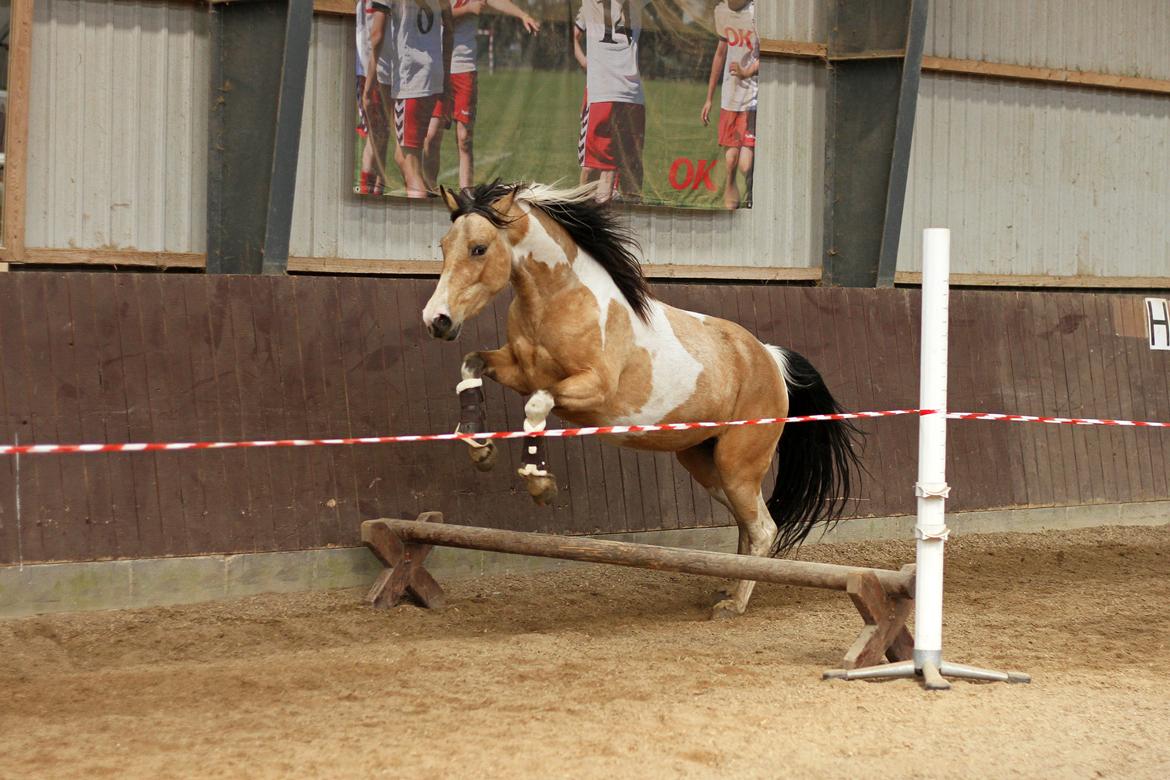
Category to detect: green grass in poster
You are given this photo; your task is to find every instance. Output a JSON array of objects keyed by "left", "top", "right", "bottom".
[{"left": 356, "top": 68, "right": 737, "bottom": 210}]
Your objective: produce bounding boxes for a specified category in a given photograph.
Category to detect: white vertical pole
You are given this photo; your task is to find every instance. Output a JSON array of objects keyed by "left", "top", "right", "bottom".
[
  {"left": 828, "top": 229, "right": 1026, "bottom": 685},
  {"left": 914, "top": 228, "right": 951, "bottom": 670}
]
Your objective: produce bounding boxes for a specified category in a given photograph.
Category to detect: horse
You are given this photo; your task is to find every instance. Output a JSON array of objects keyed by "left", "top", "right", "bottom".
[{"left": 421, "top": 181, "right": 862, "bottom": 618}]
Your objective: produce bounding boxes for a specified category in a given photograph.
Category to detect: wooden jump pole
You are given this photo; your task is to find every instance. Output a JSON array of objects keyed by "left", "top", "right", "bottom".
[
  {"left": 374, "top": 517, "right": 915, "bottom": 596},
  {"left": 362, "top": 513, "right": 918, "bottom": 671}
]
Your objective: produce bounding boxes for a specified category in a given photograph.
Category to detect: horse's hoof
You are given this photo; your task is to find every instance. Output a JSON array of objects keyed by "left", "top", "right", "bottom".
[
  {"left": 468, "top": 441, "right": 498, "bottom": 472},
  {"left": 526, "top": 475, "right": 558, "bottom": 506},
  {"left": 710, "top": 598, "right": 743, "bottom": 620}
]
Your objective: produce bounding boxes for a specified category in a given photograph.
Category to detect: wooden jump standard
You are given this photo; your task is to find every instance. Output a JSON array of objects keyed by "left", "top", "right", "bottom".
[{"left": 362, "top": 513, "right": 917, "bottom": 671}]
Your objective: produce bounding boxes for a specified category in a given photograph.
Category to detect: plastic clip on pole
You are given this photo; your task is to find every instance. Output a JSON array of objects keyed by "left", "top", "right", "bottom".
[{"left": 914, "top": 482, "right": 951, "bottom": 541}]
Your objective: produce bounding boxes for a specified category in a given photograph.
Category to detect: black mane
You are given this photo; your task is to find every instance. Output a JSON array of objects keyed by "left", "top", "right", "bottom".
[
  {"left": 447, "top": 181, "right": 653, "bottom": 322},
  {"left": 446, "top": 180, "right": 519, "bottom": 228}
]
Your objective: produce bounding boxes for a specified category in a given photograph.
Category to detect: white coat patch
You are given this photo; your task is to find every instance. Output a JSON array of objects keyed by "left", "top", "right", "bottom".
[
  {"left": 619, "top": 301, "right": 704, "bottom": 425},
  {"left": 511, "top": 204, "right": 569, "bottom": 270},
  {"left": 572, "top": 251, "right": 623, "bottom": 342},
  {"left": 572, "top": 257, "right": 702, "bottom": 424},
  {"left": 620, "top": 302, "right": 703, "bottom": 425}
]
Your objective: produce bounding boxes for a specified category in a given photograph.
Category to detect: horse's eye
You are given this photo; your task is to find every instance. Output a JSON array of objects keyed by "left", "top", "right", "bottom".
[{"left": 470, "top": 244, "right": 488, "bottom": 257}]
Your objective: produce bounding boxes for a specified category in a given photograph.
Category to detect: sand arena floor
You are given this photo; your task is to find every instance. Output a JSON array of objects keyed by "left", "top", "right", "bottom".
[{"left": 1, "top": 523, "right": 1168, "bottom": 779}]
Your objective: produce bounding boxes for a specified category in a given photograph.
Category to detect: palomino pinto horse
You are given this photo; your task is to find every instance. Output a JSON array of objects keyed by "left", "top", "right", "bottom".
[{"left": 422, "top": 182, "right": 861, "bottom": 618}]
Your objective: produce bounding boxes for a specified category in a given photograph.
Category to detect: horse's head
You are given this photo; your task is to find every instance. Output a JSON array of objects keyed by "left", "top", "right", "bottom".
[{"left": 422, "top": 184, "right": 520, "bottom": 341}]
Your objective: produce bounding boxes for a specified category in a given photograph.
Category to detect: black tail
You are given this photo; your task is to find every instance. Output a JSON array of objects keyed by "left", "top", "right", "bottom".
[{"left": 767, "top": 349, "right": 865, "bottom": 555}]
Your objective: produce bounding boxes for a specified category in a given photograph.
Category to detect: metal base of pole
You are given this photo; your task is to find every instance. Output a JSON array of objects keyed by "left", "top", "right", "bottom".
[{"left": 823, "top": 659, "right": 1031, "bottom": 689}]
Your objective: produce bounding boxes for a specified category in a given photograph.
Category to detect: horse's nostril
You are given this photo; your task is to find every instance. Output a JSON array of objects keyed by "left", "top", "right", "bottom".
[{"left": 434, "top": 313, "right": 452, "bottom": 333}]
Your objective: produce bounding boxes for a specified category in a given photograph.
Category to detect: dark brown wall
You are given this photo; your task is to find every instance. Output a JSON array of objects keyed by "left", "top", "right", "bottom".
[{"left": 0, "top": 273, "right": 1167, "bottom": 564}]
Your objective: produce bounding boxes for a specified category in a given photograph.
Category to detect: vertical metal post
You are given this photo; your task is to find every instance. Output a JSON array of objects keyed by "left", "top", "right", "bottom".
[
  {"left": 206, "top": 0, "right": 313, "bottom": 275},
  {"left": 822, "top": 0, "right": 928, "bottom": 288}
]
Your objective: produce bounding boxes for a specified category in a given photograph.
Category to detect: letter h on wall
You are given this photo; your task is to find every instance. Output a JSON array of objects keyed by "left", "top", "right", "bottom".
[{"left": 1147, "top": 298, "right": 1170, "bottom": 351}]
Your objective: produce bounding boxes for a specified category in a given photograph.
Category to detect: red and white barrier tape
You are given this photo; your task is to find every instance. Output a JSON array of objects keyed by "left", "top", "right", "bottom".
[
  {"left": 945, "top": 412, "right": 1169, "bottom": 427},
  {"left": 0, "top": 409, "right": 1165, "bottom": 458},
  {"left": 0, "top": 409, "right": 923, "bottom": 456},
  {"left": 0, "top": 409, "right": 1166, "bottom": 456}
]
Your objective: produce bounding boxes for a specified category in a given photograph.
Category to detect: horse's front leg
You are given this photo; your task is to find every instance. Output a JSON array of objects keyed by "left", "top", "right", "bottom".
[
  {"left": 519, "top": 370, "right": 610, "bottom": 506},
  {"left": 457, "top": 349, "right": 524, "bottom": 472}
]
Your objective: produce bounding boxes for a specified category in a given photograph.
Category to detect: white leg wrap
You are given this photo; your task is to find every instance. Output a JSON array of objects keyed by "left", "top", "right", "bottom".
[
  {"left": 455, "top": 377, "right": 483, "bottom": 393},
  {"left": 518, "top": 392, "right": 552, "bottom": 478},
  {"left": 517, "top": 417, "right": 548, "bottom": 476}
]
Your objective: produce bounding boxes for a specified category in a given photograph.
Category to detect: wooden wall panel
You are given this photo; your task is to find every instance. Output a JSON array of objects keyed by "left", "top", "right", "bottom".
[
  {"left": 182, "top": 277, "right": 232, "bottom": 555},
  {"left": 1088, "top": 296, "right": 1130, "bottom": 502},
  {"left": 0, "top": 274, "right": 1167, "bottom": 565},
  {"left": 10, "top": 275, "right": 54, "bottom": 562},
  {"left": 153, "top": 276, "right": 202, "bottom": 554},
  {"left": 1132, "top": 299, "right": 1170, "bottom": 498},
  {"left": 67, "top": 275, "right": 119, "bottom": 558},
  {"left": 0, "top": 275, "right": 26, "bottom": 561}
]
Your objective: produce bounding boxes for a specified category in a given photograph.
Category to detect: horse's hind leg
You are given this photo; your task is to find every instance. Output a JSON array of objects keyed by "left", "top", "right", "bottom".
[
  {"left": 678, "top": 441, "right": 771, "bottom": 615},
  {"left": 676, "top": 440, "right": 729, "bottom": 514},
  {"left": 678, "top": 443, "right": 735, "bottom": 604},
  {"left": 710, "top": 487, "right": 778, "bottom": 619},
  {"left": 710, "top": 428, "right": 780, "bottom": 619}
]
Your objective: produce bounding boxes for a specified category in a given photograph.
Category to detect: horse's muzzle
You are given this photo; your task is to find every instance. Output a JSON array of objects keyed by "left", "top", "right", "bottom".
[{"left": 427, "top": 313, "right": 462, "bottom": 341}]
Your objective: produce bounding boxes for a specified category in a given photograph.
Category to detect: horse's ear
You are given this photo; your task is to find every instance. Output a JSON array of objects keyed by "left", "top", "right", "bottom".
[
  {"left": 491, "top": 188, "right": 518, "bottom": 217},
  {"left": 440, "top": 185, "right": 460, "bottom": 215}
]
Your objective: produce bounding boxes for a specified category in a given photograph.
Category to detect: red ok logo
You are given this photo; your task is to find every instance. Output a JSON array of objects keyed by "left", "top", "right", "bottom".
[
  {"left": 669, "top": 158, "right": 718, "bottom": 191},
  {"left": 724, "top": 27, "right": 755, "bottom": 47}
]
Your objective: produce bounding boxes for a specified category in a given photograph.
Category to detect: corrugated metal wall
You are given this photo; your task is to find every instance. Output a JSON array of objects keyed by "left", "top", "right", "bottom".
[
  {"left": 927, "top": 0, "right": 1170, "bottom": 80},
  {"left": 25, "top": 0, "right": 208, "bottom": 252},
  {"left": 756, "top": 0, "right": 824, "bottom": 43},
  {"left": 899, "top": 76, "right": 1170, "bottom": 276},
  {"left": 21, "top": 0, "right": 1170, "bottom": 278},
  {"left": 763, "top": 0, "right": 1170, "bottom": 79},
  {"left": 896, "top": 0, "right": 1170, "bottom": 276}
]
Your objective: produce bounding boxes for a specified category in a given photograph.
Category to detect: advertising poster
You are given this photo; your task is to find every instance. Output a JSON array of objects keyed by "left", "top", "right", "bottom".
[{"left": 354, "top": 0, "right": 759, "bottom": 209}]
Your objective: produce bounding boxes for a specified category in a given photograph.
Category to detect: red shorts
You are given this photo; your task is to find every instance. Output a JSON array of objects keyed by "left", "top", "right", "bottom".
[
  {"left": 718, "top": 109, "right": 757, "bottom": 149},
  {"left": 433, "top": 72, "right": 478, "bottom": 127},
  {"left": 580, "top": 100, "right": 646, "bottom": 173},
  {"left": 394, "top": 95, "right": 439, "bottom": 150}
]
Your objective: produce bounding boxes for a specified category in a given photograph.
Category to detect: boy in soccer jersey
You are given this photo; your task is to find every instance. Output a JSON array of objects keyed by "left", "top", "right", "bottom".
[
  {"left": 573, "top": 0, "right": 647, "bottom": 204},
  {"left": 375, "top": 0, "right": 454, "bottom": 197},
  {"left": 423, "top": 0, "right": 540, "bottom": 190},
  {"left": 701, "top": 0, "right": 758, "bottom": 209},
  {"left": 356, "top": 0, "right": 396, "bottom": 194}
]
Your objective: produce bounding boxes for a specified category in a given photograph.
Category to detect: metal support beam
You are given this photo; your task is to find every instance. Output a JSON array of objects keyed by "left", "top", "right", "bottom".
[
  {"left": 822, "top": 0, "right": 928, "bottom": 288},
  {"left": 207, "top": 0, "right": 313, "bottom": 275}
]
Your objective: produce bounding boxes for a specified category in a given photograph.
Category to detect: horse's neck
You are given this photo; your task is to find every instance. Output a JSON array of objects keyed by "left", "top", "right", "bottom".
[
  {"left": 510, "top": 248, "right": 630, "bottom": 332},
  {"left": 508, "top": 209, "right": 616, "bottom": 326}
]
